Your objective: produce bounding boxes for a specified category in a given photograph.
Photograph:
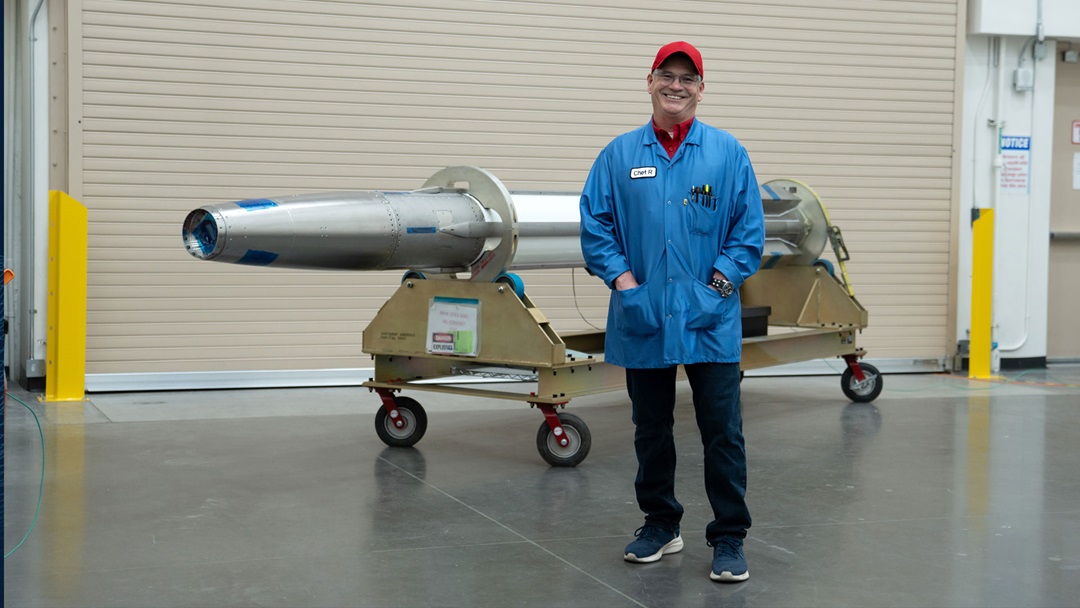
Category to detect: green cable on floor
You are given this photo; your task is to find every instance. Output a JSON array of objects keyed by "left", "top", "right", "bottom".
[{"left": 4, "top": 392, "right": 46, "bottom": 559}]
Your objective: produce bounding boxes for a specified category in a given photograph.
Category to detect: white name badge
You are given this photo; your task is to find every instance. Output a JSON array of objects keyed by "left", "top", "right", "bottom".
[{"left": 630, "top": 166, "right": 657, "bottom": 179}]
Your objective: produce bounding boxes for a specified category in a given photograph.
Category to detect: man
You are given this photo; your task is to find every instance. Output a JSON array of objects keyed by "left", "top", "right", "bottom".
[{"left": 579, "top": 41, "right": 765, "bottom": 583}]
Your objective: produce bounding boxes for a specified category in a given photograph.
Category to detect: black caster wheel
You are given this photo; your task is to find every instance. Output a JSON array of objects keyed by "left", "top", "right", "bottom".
[
  {"left": 841, "top": 362, "right": 883, "bottom": 403},
  {"left": 375, "top": 396, "right": 428, "bottom": 447},
  {"left": 536, "top": 412, "right": 591, "bottom": 467}
]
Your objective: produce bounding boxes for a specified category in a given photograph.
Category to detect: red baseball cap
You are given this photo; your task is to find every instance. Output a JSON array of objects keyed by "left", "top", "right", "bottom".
[{"left": 652, "top": 41, "right": 703, "bottom": 77}]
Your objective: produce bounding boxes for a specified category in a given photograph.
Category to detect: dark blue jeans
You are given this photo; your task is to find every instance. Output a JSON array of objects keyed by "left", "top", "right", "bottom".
[{"left": 626, "top": 362, "right": 750, "bottom": 542}]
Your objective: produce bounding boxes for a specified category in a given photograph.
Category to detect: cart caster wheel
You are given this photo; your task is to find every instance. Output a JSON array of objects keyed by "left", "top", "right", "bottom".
[
  {"left": 813, "top": 258, "right": 836, "bottom": 277},
  {"left": 841, "top": 362, "right": 883, "bottom": 403},
  {"left": 375, "top": 396, "right": 428, "bottom": 447},
  {"left": 536, "top": 412, "right": 591, "bottom": 467},
  {"left": 495, "top": 272, "right": 525, "bottom": 298}
]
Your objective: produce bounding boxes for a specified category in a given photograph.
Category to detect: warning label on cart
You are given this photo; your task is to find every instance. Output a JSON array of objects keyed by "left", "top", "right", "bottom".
[{"left": 427, "top": 297, "right": 480, "bottom": 357}]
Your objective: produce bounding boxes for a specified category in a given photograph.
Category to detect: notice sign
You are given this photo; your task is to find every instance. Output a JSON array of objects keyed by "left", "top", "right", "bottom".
[
  {"left": 1000, "top": 135, "right": 1031, "bottom": 192},
  {"left": 1073, "top": 120, "right": 1080, "bottom": 145},
  {"left": 427, "top": 296, "right": 480, "bottom": 356}
]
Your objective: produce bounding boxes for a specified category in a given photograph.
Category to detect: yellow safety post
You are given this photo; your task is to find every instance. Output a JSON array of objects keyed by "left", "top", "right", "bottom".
[
  {"left": 969, "top": 208, "right": 997, "bottom": 379},
  {"left": 45, "top": 191, "right": 88, "bottom": 401}
]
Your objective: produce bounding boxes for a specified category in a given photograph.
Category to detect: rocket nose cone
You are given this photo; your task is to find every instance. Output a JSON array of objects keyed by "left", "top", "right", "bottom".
[{"left": 183, "top": 209, "right": 221, "bottom": 260}]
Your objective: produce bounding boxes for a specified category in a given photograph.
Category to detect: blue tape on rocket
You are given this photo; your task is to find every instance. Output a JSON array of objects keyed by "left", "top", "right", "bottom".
[
  {"left": 762, "top": 254, "right": 783, "bottom": 269},
  {"left": 762, "top": 184, "right": 781, "bottom": 200},
  {"left": 406, "top": 226, "right": 437, "bottom": 234},
  {"left": 237, "top": 249, "right": 280, "bottom": 266},
  {"left": 236, "top": 199, "right": 278, "bottom": 211}
]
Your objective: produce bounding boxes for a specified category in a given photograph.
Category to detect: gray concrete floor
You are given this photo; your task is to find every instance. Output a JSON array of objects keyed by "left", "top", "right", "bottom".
[{"left": 4, "top": 366, "right": 1080, "bottom": 608}]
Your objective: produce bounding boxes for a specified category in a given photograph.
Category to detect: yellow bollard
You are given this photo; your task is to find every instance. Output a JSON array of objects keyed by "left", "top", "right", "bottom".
[
  {"left": 969, "top": 208, "right": 998, "bottom": 380},
  {"left": 45, "top": 191, "right": 88, "bottom": 401}
]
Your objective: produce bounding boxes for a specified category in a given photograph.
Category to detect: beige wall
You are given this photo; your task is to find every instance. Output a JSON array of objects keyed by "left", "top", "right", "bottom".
[
  {"left": 68, "top": 0, "right": 963, "bottom": 374},
  {"left": 1048, "top": 44, "right": 1080, "bottom": 359}
]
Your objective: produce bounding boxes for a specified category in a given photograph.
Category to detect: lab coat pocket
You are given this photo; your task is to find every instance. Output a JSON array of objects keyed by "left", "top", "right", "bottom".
[
  {"left": 613, "top": 282, "right": 661, "bottom": 337},
  {"left": 686, "top": 280, "right": 732, "bottom": 331},
  {"left": 688, "top": 202, "right": 719, "bottom": 236}
]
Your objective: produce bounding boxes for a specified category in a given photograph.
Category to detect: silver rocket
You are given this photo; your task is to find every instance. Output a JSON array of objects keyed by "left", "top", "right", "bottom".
[{"left": 182, "top": 166, "right": 830, "bottom": 278}]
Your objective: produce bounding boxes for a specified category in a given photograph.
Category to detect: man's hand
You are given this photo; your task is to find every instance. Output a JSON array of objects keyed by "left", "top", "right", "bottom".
[
  {"left": 613, "top": 271, "right": 639, "bottom": 291},
  {"left": 710, "top": 271, "right": 730, "bottom": 293}
]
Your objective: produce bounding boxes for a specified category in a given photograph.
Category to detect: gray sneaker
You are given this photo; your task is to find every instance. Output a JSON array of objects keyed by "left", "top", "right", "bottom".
[{"left": 623, "top": 525, "right": 684, "bottom": 563}]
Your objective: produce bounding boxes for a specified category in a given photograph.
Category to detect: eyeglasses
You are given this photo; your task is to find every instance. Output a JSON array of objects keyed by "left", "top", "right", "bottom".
[{"left": 652, "top": 70, "right": 702, "bottom": 87}]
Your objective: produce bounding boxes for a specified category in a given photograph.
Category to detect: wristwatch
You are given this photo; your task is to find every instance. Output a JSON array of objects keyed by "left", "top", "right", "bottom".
[{"left": 709, "top": 277, "right": 735, "bottom": 297}]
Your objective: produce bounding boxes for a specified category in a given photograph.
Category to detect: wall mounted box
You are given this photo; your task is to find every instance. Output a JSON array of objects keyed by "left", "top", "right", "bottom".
[{"left": 969, "top": 0, "right": 1080, "bottom": 38}]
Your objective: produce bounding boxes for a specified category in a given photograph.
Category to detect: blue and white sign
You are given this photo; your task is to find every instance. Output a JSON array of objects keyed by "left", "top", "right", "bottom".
[
  {"left": 1000, "top": 134, "right": 1031, "bottom": 192},
  {"left": 1001, "top": 136, "right": 1030, "bottom": 150}
]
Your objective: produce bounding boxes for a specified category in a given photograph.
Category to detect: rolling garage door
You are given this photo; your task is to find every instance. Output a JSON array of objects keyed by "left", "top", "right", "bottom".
[{"left": 70, "top": 0, "right": 961, "bottom": 386}]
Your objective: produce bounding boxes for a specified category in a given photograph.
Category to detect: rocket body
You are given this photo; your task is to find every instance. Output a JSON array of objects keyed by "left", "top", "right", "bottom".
[
  {"left": 184, "top": 190, "right": 499, "bottom": 272},
  {"left": 182, "top": 168, "right": 828, "bottom": 275}
]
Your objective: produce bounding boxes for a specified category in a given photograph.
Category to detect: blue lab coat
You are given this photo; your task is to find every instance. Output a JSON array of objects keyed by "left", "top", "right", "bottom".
[{"left": 579, "top": 119, "right": 765, "bottom": 368}]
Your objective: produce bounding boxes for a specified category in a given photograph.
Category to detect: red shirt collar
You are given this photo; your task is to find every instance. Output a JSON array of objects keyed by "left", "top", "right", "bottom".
[{"left": 653, "top": 117, "right": 695, "bottom": 159}]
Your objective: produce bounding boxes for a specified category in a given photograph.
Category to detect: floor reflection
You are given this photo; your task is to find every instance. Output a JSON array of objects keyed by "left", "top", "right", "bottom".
[
  {"left": 43, "top": 403, "right": 86, "bottom": 601},
  {"left": 951, "top": 392, "right": 1053, "bottom": 606}
]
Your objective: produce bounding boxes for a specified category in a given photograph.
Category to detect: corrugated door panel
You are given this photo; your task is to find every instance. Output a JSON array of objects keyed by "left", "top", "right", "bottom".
[{"left": 78, "top": 0, "right": 958, "bottom": 373}]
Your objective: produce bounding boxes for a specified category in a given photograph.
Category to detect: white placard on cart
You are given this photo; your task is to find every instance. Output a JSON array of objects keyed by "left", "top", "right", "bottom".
[{"left": 427, "top": 297, "right": 480, "bottom": 357}]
